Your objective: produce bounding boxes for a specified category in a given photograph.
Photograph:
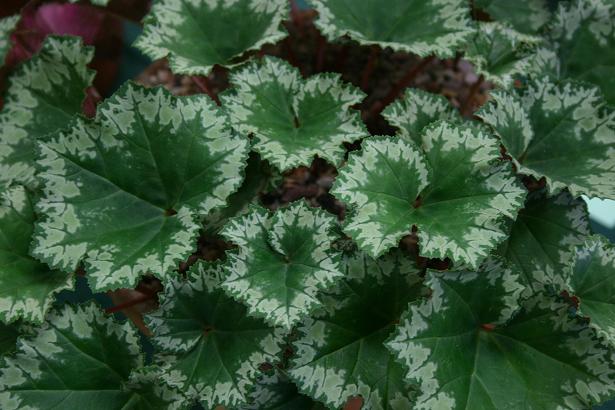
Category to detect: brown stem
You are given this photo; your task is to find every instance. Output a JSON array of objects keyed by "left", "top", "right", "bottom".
[
  {"left": 315, "top": 35, "right": 327, "bottom": 72},
  {"left": 192, "top": 75, "right": 220, "bottom": 105},
  {"left": 462, "top": 74, "right": 484, "bottom": 116},
  {"left": 105, "top": 292, "right": 156, "bottom": 314},
  {"left": 370, "top": 56, "right": 435, "bottom": 116},
  {"left": 361, "top": 46, "right": 379, "bottom": 91}
]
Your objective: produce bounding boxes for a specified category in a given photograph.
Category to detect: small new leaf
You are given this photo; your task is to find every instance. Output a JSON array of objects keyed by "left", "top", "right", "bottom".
[
  {"left": 136, "top": 0, "right": 288, "bottom": 75},
  {"left": 32, "top": 83, "right": 249, "bottom": 292},
  {"left": 146, "top": 262, "right": 285, "bottom": 409},
  {"left": 221, "top": 201, "right": 344, "bottom": 329},
  {"left": 0, "top": 186, "right": 73, "bottom": 324},
  {"left": 0, "top": 36, "right": 95, "bottom": 189},
  {"left": 289, "top": 251, "right": 422, "bottom": 410},
  {"left": 310, "top": 0, "right": 473, "bottom": 58},
  {"left": 478, "top": 77, "right": 615, "bottom": 199},
  {"left": 222, "top": 57, "right": 367, "bottom": 170}
]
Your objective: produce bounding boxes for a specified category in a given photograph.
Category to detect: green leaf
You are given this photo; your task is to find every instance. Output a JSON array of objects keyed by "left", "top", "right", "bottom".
[
  {"left": 548, "top": 0, "right": 615, "bottom": 105},
  {"left": 478, "top": 77, "right": 615, "bottom": 199},
  {"left": 382, "top": 88, "right": 460, "bottom": 145},
  {"left": 474, "top": 0, "right": 550, "bottom": 34},
  {"left": 0, "top": 15, "right": 18, "bottom": 66},
  {"left": 333, "top": 124, "right": 525, "bottom": 267},
  {"left": 220, "top": 201, "right": 344, "bottom": 329},
  {"left": 0, "top": 36, "right": 95, "bottom": 189},
  {"left": 146, "top": 261, "right": 285, "bottom": 409},
  {"left": 221, "top": 57, "right": 367, "bottom": 170},
  {"left": 0, "top": 322, "right": 20, "bottom": 357},
  {"left": 242, "top": 373, "right": 324, "bottom": 410},
  {"left": 31, "top": 83, "right": 249, "bottom": 292},
  {"left": 464, "top": 22, "right": 541, "bottom": 88},
  {"left": 126, "top": 367, "right": 190, "bottom": 410},
  {"left": 386, "top": 261, "right": 615, "bottom": 409},
  {"left": 0, "top": 186, "right": 73, "bottom": 324},
  {"left": 0, "top": 302, "right": 148, "bottom": 409},
  {"left": 289, "top": 250, "right": 422, "bottom": 410},
  {"left": 498, "top": 189, "right": 591, "bottom": 294},
  {"left": 310, "top": 0, "right": 473, "bottom": 58},
  {"left": 567, "top": 235, "right": 615, "bottom": 344},
  {"left": 135, "top": 0, "right": 288, "bottom": 76}
]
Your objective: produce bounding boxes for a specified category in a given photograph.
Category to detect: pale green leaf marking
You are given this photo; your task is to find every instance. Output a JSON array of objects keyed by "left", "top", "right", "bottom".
[
  {"left": 474, "top": 0, "right": 550, "bottom": 34},
  {"left": 222, "top": 57, "right": 367, "bottom": 170},
  {"left": 242, "top": 372, "right": 324, "bottom": 410},
  {"left": 0, "top": 15, "right": 18, "bottom": 65},
  {"left": 221, "top": 201, "right": 344, "bottom": 329},
  {"left": 146, "top": 261, "right": 285, "bottom": 409},
  {"left": 0, "top": 186, "right": 73, "bottom": 324},
  {"left": 289, "top": 251, "right": 422, "bottom": 410},
  {"left": 32, "top": 82, "right": 249, "bottom": 292},
  {"left": 310, "top": 0, "right": 473, "bottom": 58},
  {"left": 135, "top": 0, "right": 288, "bottom": 75},
  {"left": 0, "top": 35, "right": 95, "bottom": 189}
]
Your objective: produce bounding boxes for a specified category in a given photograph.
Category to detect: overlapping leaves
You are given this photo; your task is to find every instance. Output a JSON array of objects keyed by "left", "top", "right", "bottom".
[
  {"left": 0, "top": 15, "right": 18, "bottom": 66},
  {"left": 333, "top": 122, "right": 525, "bottom": 267},
  {"left": 32, "top": 83, "right": 249, "bottom": 292}
]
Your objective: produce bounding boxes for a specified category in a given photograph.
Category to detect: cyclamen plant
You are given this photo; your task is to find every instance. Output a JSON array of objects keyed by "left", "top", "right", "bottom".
[{"left": 1, "top": 0, "right": 615, "bottom": 409}]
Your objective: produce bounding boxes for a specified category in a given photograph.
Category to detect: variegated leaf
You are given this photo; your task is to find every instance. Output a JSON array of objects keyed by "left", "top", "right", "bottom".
[
  {"left": 478, "top": 77, "right": 615, "bottom": 199},
  {"left": 289, "top": 251, "right": 422, "bottom": 410},
  {"left": 566, "top": 235, "right": 615, "bottom": 344},
  {"left": 242, "top": 372, "right": 324, "bottom": 410},
  {"left": 220, "top": 201, "right": 344, "bottom": 329},
  {"left": 126, "top": 367, "right": 191, "bottom": 410},
  {"left": 0, "top": 15, "right": 18, "bottom": 65},
  {"left": 464, "top": 22, "right": 541, "bottom": 87},
  {"left": 136, "top": 0, "right": 288, "bottom": 76},
  {"left": 498, "top": 189, "right": 591, "bottom": 295},
  {"left": 474, "top": 0, "right": 550, "bottom": 34},
  {"left": 0, "top": 36, "right": 95, "bottom": 189},
  {"left": 310, "top": 0, "right": 473, "bottom": 58},
  {"left": 146, "top": 261, "right": 285, "bottom": 409},
  {"left": 382, "top": 88, "right": 460, "bottom": 145},
  {"left": 387, "top": 261, "right": 615, "bottom": 410},
  {"left": 0, "top": 302, "right": 155, "bottom": 409},
  {"left": 333, "top": 123, "right": 526, "bottom": 267},
  {"left": 548, "top": 0, "right": 615, "bottom": 105},
  {"left": 31, "top": 83, "right": 249, "bottom": 292},
  {"left": 221, "top": 57, "right": 367, "bottom": 170},
  {"left": 0, "top": 186, "right": 73, "bottom": 324}
]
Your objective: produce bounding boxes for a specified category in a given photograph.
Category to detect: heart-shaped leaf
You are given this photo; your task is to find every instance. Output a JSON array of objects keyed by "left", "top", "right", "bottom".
[
  {"left": 382, "top": 88, "right": 460, "bottom": 146},
  {"left": 220, "top": 201, "right": 344, "bottom": 329},
  {"left": 310, "top": 0, "right": 473, "bottom": 57},
  {"left": 0, "top": 35, "right": 94, "bottom": 189},
  {"left": 31, "top": 83, "right": 249, "bottom": 292},
  {"left": 478, "top": 77, "right": 615, "bottom": 199},
  {"left": 386, "top": 260, "right": 615, "bottom": 409},
  {"left": 0, "top": 15, "right": 18, "bottom": 65},
  {"left": 0, "top": 186, "right": 73, "bottom": 324},
  {"left": 289, "top": 250, "right": 422, "bottom": 410},
  {"left": 146, "top": 261, "right": 285, "bottom": 409},
  {"left": 136, "top": 0, "right": 288, "bottom": 75},
  {"left": 222, "top": 57, "right": 367, "bottom": 170},
  {"left": 333, "top": 123, "right": 525, "bottom": 267},
  {"left": 474, "top": 0, "right": 550, "bottom": 34}
]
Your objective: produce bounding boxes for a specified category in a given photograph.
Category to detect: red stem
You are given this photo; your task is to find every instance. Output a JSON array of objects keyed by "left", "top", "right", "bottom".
[
  {"left": 462, "top": 74, "right": 484, "bottom": 116},
  {"left": 361, "top": 46, "right": 379, "bottom": 91},
  {"left": 105, "top": 293, "right": 156, "bottom": 314},
  {"left": 192, "top": 75, "right": 220, "bottom": 105}
]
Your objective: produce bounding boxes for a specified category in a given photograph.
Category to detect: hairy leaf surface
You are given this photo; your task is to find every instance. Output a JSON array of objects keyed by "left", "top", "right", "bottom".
[
  {"left": 289, "top": 251, "right": 422, "bottom": 409},
  {"left": 136, "top": 0, "right": 288, "bottom": 75},
  {"left": 478, "top": 78, "right": 615, "bottom": 198},
  {"left": 0, "top": 186, "right": 72, "bottom": 324},
  {"left": 387, "top": 261, "right": 615, "bottom": 409},
  {"left": 333, "top": 123, "right": 525, "bottom": 267},
  {"left": 221, "top": 201, "right": 344, "bottom": 329},
  {"left": 310, "top": 0, "right": 473, "bottom": 57},
  {"left": 32, "top": 83, "right": 249, "bottom": 292},
  {"left": 222, "top": 57, "right": 366, "bottom": 170},
  {"left": 146, "top": 262, "right": 285, "bottom": 409},
  {"left": 0, "top": 36, "right": 94, "bottom": 189}
]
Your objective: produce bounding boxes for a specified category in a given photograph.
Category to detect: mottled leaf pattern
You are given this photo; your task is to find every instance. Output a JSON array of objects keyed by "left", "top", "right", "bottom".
[
  {"left": 221, "top": 201, "right": 344, "bottom": 329},
  {"left": 146, "top": 262, "right": 285, "bottom": 409},
  {"left": 242, "top": 373, "right": 324, "bottom": 410},
  {"left": 0, "top": 186, "right": 73, "bottom": 324},
  {"left": 333, "top": 123, "right": 525, "bottom": 267},
  {"left": 474, "top": 0, "right": 550, "bottom": 34},
  {"left": 387, "top": 262, "right": 615, "bottom": 410},
  {"left": 310, "top": 0, "right": 473, "bottom": 57},
  {"left": 136, "top": 0, "right": 288, "bottom": 75},
  {"left": 0, "top": 36, "right": 95, "bottom": 189},
  {"left": 222, "top": 57, "right": 367, "bottom": 170},
  {"left": 0, "top": 15, "right": 18, "bottom": 65},
  {"left": 289, "top": 251, "right": 422, "bottom": 410},
  {"left": 32, "top": 83, "right": 249, "bottom": 291},
  {"left": 478, "top": 77, "right": 615, "bottom": 199}
]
